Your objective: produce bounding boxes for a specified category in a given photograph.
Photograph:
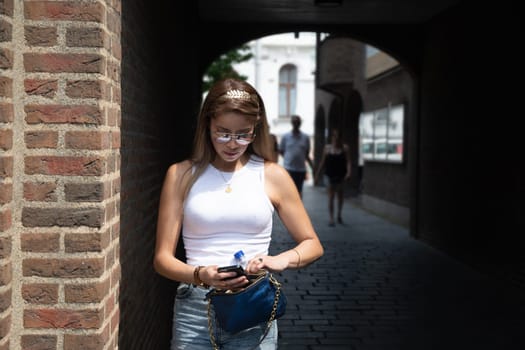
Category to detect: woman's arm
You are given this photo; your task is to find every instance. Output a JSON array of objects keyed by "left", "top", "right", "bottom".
[
  {"left": 153, "top": 161, "right": 197, "bottom": 284},
  {"left": 248, "top": 162, "right": 324, "bottom": 273}
]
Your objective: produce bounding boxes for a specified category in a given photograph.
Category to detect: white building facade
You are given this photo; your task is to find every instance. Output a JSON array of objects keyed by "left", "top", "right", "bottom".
[{"left": 233, "top": 32, "right": 317, "bottom": 137}]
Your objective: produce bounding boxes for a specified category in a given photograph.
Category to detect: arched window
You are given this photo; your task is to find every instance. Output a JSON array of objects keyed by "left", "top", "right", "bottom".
[{"left": 279, "top": 64, "right": 297, "bottom": 118}]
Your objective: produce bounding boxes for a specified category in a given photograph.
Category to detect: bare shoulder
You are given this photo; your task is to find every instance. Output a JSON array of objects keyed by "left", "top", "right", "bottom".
[
  {"left": 264, "top": 161, "right": 296, "bottom": 199},
  {"left": 165, "top": 160, "right": 193, "bottom": 184},
  {"left": 264, "top": 160, "right": 302, "bottom": 209},
  {"left": 264, "top": 161, "right": 289, "bottom": 182}
]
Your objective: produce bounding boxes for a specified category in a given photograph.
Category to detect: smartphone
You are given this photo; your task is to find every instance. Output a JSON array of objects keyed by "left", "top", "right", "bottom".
[{"left": 218, "top": 265, "right": 246, "bottom": 280}]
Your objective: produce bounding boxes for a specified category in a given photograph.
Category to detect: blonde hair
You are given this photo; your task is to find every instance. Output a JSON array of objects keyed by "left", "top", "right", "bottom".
[{"left": 182, "top": 78, "right": 274, "bottom": 200}]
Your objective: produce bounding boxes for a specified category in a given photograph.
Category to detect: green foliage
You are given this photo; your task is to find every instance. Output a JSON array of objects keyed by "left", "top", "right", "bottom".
[{"left": 202, "top": 44, "right": 253, "bottom": 93}]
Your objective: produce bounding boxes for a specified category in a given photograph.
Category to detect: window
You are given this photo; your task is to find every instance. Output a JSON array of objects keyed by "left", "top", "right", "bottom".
[
  {"left": 359, "top": 104, "right": 404, "bottom": 163},
  {"left": 279, "top": 64, "right": 297, "bottom": 118}
]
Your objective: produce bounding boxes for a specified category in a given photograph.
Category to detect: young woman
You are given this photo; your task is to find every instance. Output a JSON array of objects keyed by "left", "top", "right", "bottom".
[
  {"left": 315, "top": 129, "right": 351, "bottom": 226},
  {"left": 154, "top": 78, "right": 324, "bottom": 349}
]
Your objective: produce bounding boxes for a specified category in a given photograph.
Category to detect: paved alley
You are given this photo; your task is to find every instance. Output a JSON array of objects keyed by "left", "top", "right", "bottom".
[{"left": 270, "top": 185, "right": 525, "bottom": 350}]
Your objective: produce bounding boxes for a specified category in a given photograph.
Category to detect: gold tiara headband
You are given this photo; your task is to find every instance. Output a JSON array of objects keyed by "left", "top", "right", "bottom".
[
  {"left": 220, "top": 89, "right": 261, "bottom": 120},
  {"left": 224, "top": 89, "right": 253, "bottom": 101}
]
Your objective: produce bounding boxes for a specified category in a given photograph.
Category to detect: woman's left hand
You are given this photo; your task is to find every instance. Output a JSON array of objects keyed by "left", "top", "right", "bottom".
[{"left": 245, "top": 255, "right": 288, "bottom": 274}]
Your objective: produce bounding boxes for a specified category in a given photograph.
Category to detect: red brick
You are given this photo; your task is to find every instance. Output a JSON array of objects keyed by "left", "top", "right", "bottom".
[
  {"left": 0, "top": 209, "right": 11, "bottom": 232},
  {"left": 20, "top": 232, "right": 60, "bottom": 252},
  {"left": 65, "top": 131, "right": 110, "bottom": 150},
  {"left": 0, "top": 47, "right": 13, "bottom": 69},
  {"left": 111, "top": 131, "right": 120, "bottom": 149},
  {"left": 21, "top": 334, "right": 57, "bottom": 350},
  {"left": 0, "top": 103, "right": 13, "bottom": 122},
  {"left": 112, "top": 178, "right": 121, "bottom": 196},
  {"left": 24, "top": 79, "right": 58, "bottom": 98},
  {"left": 23, "top": 181, "right": 58, "bottom": 201},
  {"left": 24, "top": 25, "right": 58, "bottom": 47},
  {"left": 105, "top": 200, "right": 116, "bottom": 223},
  {"left": 107, "top": 60, "right": 119, "bottom": 82},
  {"left": 110, "top": 308, "right": 119, "bottom": 334},
  {"left": 0, "top": 19, "right": 12, "bottom": 42},
  {"left": 107, "top": 107, "right": 119, "bottom": 126},
  {"left": 22, "top": 283, "right": 58, "bottom": 304},
  {"left": 110, "top": 35, "right": 121, "bottom": 60},
  {"left": 24, "top": 2, "right": 104, "bottom": 22},
  {"left": 106, "top": 7, "right": 120, "bottom": 34},
  {"left": 22, "top": 257, "right": 104, "bottom": 278},
  {"left": 65, "top": 278, "right": 109, "bottom": 303},
  {"left": 0, "top": 183, "right": 12, "bottom": 204},
  {"left": 66, "top": 79, "right": 104, "bottom": 99},
  {"left": 65, "top": 231, "right": 109, "bottom": 253},
  {"left": 106, "top": 153, "right": 117, "bottom": 173},
  {"left": 22, "top": 206, "right": 104, "bottom": 228},
  {"left": 66, "top": 27, "right": 105, "bottom": 48},
  {"left": 24, "top": 53, "right": 104, "bottom": 73},
  {"left": 24, "top": 308, "right": 103, "bottom": 329},
  {"left": 25, "top": 130, "right": 58, "bottom": 148},
  {"left": 25, "top": 156, "right": 104, "bottom": 176},
  {"left": 0, "top": 77, "right": 12, "bottom": 97},
  {"left": 0, "top": 236, "right": 10, "bottom": 259},
  {"left": 110, "top": 264, "right": 120, "bottom": 290},
  {"left": 104, "top": 292, "right": 116, "bottom": 319},
  {"left": 0, "top": 313, "right": 11, "bottom": 339},
  {"left": 112, "top": 85, "right": 121, "bottom": 105},
  {"left": 25, "top": 104, "right": 102, "bottom": 124},
  {"left": 0, "top": 262, "right": 11, "bottom": 286},
  {"left": 0, "top": 286, "right": 10, "bottom": 312},
  {"left": 105, "top": 245, "right": 116, "bottom": 271},
  {"left": 0, "top": 129, "right": 12, "bottom": 150},
  {"left": 65, "top": 182, "right": 105, "bottom": 202},
  {"left": 0, "top": 156, "right": 13, "bottom": 177},
  {"left": 0, "top": 0, "right": 14, "bottom": 17},
  {"left": 64, "top": 333, "right": 106, "bottom": 350}
]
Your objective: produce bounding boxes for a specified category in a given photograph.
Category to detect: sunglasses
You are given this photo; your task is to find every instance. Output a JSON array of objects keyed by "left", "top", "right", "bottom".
[{"left": 214, "top": 131, "right": 256, "bottom": 145}]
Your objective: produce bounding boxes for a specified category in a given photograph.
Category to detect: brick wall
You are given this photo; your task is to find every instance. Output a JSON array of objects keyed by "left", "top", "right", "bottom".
[
  {"left": 0, "top": 1, "right": 14, "bottom": 349},
  {"left": 1, "top": 1, "right": 121, "bottom": 348}
]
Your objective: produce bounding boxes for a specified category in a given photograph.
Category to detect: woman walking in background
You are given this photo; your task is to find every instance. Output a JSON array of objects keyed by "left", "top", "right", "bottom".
[{"left": 315, "top": 129, "right": 351, "bottom": 226}]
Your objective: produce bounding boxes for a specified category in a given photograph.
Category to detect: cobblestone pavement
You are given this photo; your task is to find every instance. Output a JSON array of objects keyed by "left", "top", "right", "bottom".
[{"left": 270, "top": 185, "right": 525, "bottom": 350}]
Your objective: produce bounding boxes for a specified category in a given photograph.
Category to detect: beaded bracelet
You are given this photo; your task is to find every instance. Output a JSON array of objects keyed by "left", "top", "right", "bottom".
[{"left": 193, "top": 265, "right": 209, "bottom": 288}]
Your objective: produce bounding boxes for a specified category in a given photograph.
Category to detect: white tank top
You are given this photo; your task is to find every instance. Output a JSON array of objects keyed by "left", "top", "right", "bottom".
[{"left": 182, "top": 155, "right": 274, "bottom": 267}]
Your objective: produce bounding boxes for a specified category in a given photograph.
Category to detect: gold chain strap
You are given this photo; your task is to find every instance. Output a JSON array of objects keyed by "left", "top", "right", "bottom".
[
  {"left": 207, "top": 274, "right": 282, "bottom": 350},
  {"left": 207, "top": 300, "right": 219, "bottom": 350}
]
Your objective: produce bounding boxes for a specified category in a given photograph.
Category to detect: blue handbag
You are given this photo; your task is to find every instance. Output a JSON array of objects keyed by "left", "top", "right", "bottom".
[{"left": 205, "top": 271, "right": 287, "bottom": 345}]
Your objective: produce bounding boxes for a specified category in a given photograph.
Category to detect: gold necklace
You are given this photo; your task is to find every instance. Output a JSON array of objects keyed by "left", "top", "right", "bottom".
[{"left": 216, "top": 168, "right": 234, "bottom": 193}]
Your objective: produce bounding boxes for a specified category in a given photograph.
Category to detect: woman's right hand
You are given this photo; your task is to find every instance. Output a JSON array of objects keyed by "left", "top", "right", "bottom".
[{"left": 200, "top": 265, "right": 249, "bottom": 290}]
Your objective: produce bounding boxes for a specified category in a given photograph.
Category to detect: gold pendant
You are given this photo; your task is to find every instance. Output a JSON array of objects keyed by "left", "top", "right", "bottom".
[{"left": 225, "top": 185, "right": 232, "bottom": 193}]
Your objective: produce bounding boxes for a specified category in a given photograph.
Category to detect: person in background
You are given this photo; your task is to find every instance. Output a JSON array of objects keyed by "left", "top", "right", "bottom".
[
  {"left": 154, "top": 78, "right": 324, "bottom": 350},
  {"left": 269, "top": 129, "right": 279, "bottom": 162},
  {"left": 315, "top": 129, "right": 351, "bottom": 226},
  {"left": 279, "top": 115, "right": 314, "bottom": 197}
]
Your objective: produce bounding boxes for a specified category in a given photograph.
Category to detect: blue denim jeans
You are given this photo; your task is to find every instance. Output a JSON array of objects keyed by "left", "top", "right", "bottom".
[{"left": 171, "top": 283, "right": 278, "bottom": 350}]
